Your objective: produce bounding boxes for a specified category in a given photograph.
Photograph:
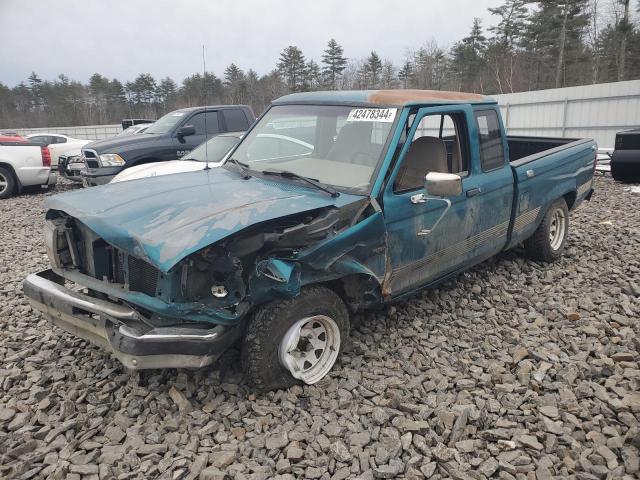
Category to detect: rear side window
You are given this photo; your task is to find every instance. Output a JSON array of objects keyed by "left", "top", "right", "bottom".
[
  {"left": 223, "top": 109, "right": 250, "bottom": 131},
  {"left": 189, "top": 112, "right": 220, "bottom": 135},
  {"left": 474, "top": 110, "right": 504, "bottom": 171},
  {"left": 55, "top": 136, "right": 67, "bottom": 144}
]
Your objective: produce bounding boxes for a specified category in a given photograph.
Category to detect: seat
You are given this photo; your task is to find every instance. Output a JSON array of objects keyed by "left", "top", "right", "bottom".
[
  {"left": 395, "top": 136, "right": 448, "bottom": 191},
  {"left": 327, "top": 122, "right": 373, "bottom": 164}
]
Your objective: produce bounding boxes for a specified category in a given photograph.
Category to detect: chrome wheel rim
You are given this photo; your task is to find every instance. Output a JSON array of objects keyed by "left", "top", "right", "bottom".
[
  {"left": 549, "top": 208, "right": 566, "bottom": 251},
  {"left": 279, "top": 315, "right": 340, "bottom": 384},
  {"left": 0, "top": 173, "right": 7, "bottom": 194}
]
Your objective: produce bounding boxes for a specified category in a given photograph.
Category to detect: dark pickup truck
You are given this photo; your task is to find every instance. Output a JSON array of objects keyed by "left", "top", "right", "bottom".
[{"left": 80, "top": 105, "right": 255, "bottom": 186}]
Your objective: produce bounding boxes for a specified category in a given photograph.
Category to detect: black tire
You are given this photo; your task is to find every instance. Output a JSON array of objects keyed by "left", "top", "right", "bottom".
[
  {"left": 0, "top": 166, "right": 16, "bottom": 199},
  {"left": 241, "top": 286, "right": 349, "bottom": 392},
  {"left": 611, "top": 163, "right": 640, "bottom": 183},
  {"left": 524, "top": 198, "right": 569, "bottom": 262}
]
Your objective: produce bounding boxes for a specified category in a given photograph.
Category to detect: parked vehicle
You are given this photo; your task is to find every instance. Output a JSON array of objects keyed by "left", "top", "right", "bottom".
[
  {"left": 611, "top": 129, "right": 640, "bottom": 182},
  {"left": 25, "top": 133, "right": 92, "bottom": 170},
  {"left": 80, "top": 106, "right": 255, "bottom": 186},
  {"left": 118, "top": 123, "right": 153, "bottom": 136},
  {"left": 110, "top": 132, "right": 244, "bottom": 183},
  {"left": 0, "top": 132, "right": 28, "bottom": 143},
  {"left": 23, "top": 89, "right": 596, "bottom": 390},
  {"left": 0, "top": 141, "right": 56, "bottom": 199}
]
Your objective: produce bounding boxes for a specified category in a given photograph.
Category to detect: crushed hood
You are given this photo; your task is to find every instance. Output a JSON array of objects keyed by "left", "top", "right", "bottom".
[{"left": 46, "top": 168, "right": 365, "bottom": 272}]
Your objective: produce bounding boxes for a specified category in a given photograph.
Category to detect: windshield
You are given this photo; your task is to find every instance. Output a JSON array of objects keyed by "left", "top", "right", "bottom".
[
  {"left": 229, "top": 104, "right": 396, "bottom": 192},
  {"left": 144, "top": 111, "right": 188, "bottom": 135},
  {"left": 182, "top": 135, "right": 241, "bottom": 163}
]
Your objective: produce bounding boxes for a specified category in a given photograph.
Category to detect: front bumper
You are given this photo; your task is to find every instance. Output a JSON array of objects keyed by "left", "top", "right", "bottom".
[
  {"left": 23, "top": 270, "right": 241, "bottom": 370},
  {"left": 58, "top": 156, "right": 85, "bottom": 182},
  {"left": 80, "top": 167, "right": 120, "bottom": 187}
]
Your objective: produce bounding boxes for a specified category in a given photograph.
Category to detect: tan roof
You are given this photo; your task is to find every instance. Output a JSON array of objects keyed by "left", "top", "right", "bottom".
[{"left": 367, "top": 89, "right": 486, "bottom": 105}]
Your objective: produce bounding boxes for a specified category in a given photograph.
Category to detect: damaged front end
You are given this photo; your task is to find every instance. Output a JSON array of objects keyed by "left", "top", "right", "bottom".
[{"left": 24, "top": 196, "right": 388, "bottom": 370}]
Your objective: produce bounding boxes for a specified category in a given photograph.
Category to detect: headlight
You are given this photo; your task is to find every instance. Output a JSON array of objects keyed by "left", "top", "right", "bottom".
[{"left": 99, "top": 153, "right": 125, "bottom": 166}]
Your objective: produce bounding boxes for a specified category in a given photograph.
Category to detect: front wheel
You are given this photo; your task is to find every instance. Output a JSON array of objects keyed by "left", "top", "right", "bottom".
[
  {"left": 241, "top": 286, "right": 349, "bottom": 391},
  {"left": 524, "top": 198, "right": 569, "bottom": 262}
]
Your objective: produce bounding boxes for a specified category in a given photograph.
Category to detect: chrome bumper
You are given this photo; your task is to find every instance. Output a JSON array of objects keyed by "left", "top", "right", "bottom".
[{"left": 23, "top": 270, "right": 241, "bottom": 370}]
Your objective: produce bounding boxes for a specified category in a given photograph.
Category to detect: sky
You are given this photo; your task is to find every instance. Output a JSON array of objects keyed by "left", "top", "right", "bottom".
[{"left": 1, "top": 0, "right": 499, "bottom": 87}]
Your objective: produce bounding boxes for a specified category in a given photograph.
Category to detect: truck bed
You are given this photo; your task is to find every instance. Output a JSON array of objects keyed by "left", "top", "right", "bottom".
[
  {"left": 507, "top": 136, "right": 587, "bottom": 164},
  {"left": 505, "top": 135, "right": 596, "bottom": 250}
]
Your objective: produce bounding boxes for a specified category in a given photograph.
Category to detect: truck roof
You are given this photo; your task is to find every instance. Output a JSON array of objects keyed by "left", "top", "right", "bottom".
[
  {"left": 273, "top": 89, "right": 496, "bottom": 107},
  {"left": 174, "top": 105, "right": 251, "bottom": 112}
]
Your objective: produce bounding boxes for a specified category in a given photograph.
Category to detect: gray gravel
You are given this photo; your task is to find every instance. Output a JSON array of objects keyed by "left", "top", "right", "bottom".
[{"left": 1, "top": 176, "right": 639, "bottom": 480}]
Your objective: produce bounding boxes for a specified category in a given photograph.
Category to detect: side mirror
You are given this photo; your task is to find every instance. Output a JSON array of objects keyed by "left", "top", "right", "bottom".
[
  {"left": 425, "top": 172, "right": 462, "bottom": 197},
  {"left": 176, "top": 125, "right": 196, "bottom": 138}
]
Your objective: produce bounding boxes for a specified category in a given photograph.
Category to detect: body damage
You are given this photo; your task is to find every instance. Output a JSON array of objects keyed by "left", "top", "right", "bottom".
[{"left": 45, "top": 168, "right": 388, "bottom": 326}]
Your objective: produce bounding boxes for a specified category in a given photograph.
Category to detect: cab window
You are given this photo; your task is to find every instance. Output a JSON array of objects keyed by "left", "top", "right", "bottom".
[
  {"left": 189, "top": 112, "right": 220, "bottom": 135},
  {"left": 474, "top": 110, "right": 505, "bottom": 171},
  {"left": 394, "top": 112, "right": 469, "bottom": 193}
]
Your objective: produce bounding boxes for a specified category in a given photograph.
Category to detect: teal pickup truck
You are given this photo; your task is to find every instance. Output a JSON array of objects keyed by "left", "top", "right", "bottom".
[{"left": 24, "top": 90, "right": 596, "bottom": 390}]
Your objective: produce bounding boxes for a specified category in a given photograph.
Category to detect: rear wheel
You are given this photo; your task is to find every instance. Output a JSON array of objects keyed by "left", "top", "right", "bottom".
[
  {"left": 524, "top": 198, "right": 569, "bottom": 262},
  {"left": 241, "top": 286, "right": 349, "bottom": 391},
  {"left": 0, "top": 167, "right": 16, "bottom": 199}
]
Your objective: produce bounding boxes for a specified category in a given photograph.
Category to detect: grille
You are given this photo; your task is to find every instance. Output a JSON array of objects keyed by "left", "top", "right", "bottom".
[
  {"left": 86, "top": 160, "right": 100, "bottom": 168},
  {"left": 128, "top": 256, "right": 159, "bottom": 296},
  {"left": 83, "top": 150, "right": 97, "bottom": 158}
]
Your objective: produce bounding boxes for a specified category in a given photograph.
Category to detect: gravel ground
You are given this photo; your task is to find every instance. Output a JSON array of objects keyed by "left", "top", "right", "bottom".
[{"left": 1, "top": 176, "right": 639, "bottom": 480}]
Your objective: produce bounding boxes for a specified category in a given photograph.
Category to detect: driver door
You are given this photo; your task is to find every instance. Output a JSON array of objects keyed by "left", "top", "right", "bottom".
[{"left": 382, "top": 105, "right": 479, "bottom": 295}]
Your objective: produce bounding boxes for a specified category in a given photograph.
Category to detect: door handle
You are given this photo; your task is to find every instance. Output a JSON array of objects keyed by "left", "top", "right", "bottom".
[
  {"left": 466, "top": 187, "right": 481, "bottom": 198},
  {"left": 410, "top": 193, "right": 427, "bottom": 204}
]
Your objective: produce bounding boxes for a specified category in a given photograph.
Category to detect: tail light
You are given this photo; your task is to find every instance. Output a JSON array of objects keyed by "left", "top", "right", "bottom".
[{"left": 41, "top": 146, "right": 51, "bottom": 167}]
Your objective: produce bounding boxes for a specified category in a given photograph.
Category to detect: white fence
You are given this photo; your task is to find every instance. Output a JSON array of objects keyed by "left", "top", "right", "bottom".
[
  {"left": 11, "top": 124, "right": 122, "bottom": 140},
  {"left": 494, "top": 80, "right": 640, "bottom": 148}
]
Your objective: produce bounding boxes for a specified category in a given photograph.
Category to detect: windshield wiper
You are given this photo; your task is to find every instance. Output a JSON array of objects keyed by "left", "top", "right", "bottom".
[
  {"left": 261, "top": 169, "right": 339, "bottom": 197},
  {"left": 227, "top": 158, "right": 251, "bottom": 179}
]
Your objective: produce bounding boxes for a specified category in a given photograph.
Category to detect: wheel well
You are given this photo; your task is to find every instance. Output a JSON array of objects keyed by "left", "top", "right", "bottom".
[
  {"left": 563, "top": 191, "right": 577, "bottom": 210},
  {"left": 0, "top": 162, "right": 17, "bottom": 179},
  {"left": 322, "top": 274, "right": 383, "bottom": 313}
]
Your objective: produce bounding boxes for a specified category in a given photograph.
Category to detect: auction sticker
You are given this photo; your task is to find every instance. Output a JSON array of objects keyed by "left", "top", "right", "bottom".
[{"left": 347, "top": 108, "right": 397, "bottom": 122}]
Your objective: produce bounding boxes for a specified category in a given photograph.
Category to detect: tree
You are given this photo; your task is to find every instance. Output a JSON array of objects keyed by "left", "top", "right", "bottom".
[
  {"left": 27, "top": 72, "right": 44, "bottom": 111},
  {"left": 224, "top": 64, "right": 248, "bottom": 104},
  {"left": 529, "top": 1, "right": 589, "bottom": 88},
  {"left": 362, "top": 51, "right": 383, "bottom": 88},
  {"left": 488, "top": 0, "right": 528, "bottom": 50},
  {"left": 224, "top": 63, "right": 245, "bottom": 85},
  {"left": 156, "top": 77, "right": 177, "bottom": 112},
  {"left": 398, "top": 61, "right": 413, "bottom": 88},
  {"left": 617, "top": 0, "right": 632, "bottom": 80},
  {"left": 381, "top": 61, "right": 397, "bottom": 88},
  {"left": 450, "top": 18, "right": 487, "bottom": 91},
  {"left": 305, "top": 60, "right": 322, "bottom": 90},
  {"left": 321, "top": 39, "right": 347, "bottom": 89},
  {"left": 277, "top": 46, "right": 307, "bottom": 92}
]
